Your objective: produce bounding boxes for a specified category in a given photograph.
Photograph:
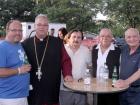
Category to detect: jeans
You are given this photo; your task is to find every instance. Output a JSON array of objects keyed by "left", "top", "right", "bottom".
[{"left": 119, "top": 86, "right": 140, "bottom": 105}]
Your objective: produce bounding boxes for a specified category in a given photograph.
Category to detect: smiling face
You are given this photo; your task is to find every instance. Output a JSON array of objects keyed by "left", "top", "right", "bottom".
[
  {"left": 58, "top": 31, "right": 63, "bottom": 39},
  {"left": 6, "top": 20, "right": 22, "bottom": 43},
  {"left": 35, "top": 15, "right": 49, "bottom": 39},
  {"left": 99, "top": 28, "right": 113, "bottom": 48},
  {"left": 125, "top": 28, "right": 140, "bottom": 48}
]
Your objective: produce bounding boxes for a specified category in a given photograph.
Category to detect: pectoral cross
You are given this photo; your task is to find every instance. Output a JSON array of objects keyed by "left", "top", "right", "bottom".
[{"left": 36, "top": 67, "right": 42, "bottom": 81}]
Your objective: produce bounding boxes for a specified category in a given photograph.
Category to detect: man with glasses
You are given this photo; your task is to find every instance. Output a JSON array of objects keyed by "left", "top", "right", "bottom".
[
  {"left": 92, "top": 28, "right": 121, "bottom": 105},
  {"left": 22, "top": 14, "right": 73, "bottom": 105},
  {"left": 0, "top": 20, "right": 31, "bottom": 105}
]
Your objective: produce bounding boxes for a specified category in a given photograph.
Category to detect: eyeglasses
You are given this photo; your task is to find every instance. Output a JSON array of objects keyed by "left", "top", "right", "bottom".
[
  {"left": 36, "top": 24, "right": 49, "bottom": 27},
  {"left": 8, "top": 29, "right": 23, "bottom": 32}
]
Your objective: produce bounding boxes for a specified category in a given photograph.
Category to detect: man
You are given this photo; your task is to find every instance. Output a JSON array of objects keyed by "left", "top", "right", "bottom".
[
  {"left": 59, "top": 29, "right": 91, "bottom": 105},
  {"left": 50, "top": 28, "right": 55, "bottom": 36},
  {"left": 0, "top": 20, "right": 31, "bottom": 105},
  {"left": 92, "top": 28, "right": 121, "bottom": 105},
  {"left": 22, "top": 14, "right": 73, "bottom": 105},
  {"left": 115, "top": 28, "right": 140, "bottom": 105}
]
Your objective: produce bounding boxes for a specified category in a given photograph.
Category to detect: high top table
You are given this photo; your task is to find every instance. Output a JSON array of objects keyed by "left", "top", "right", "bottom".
[{"left": 64, "top": 78, "right": 128, "bottom": 105}]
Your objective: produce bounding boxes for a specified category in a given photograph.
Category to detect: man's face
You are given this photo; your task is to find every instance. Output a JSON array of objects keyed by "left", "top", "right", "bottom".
[
  {"left": 50, "top": 29, "right": 55, "bottom": 36},
  {"left": 125, "top": 30, "right": 140, "bottom": 47},
  {"left": 99, "top": 30, "right": 113, "bottom": 47},
  {"left": 7, "top": 21, "right": 22, "bottom": 43},
  {"left": 69, "top": 32, "right": 82, "bottom": 47},
  {"left": 35, "top": 17, "right": 49, "bottom": 38}
]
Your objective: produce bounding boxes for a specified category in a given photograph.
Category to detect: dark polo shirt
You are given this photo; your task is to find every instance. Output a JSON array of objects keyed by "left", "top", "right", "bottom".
[{"left": 120, "top": 45, "right": 140, "bottom": 86}]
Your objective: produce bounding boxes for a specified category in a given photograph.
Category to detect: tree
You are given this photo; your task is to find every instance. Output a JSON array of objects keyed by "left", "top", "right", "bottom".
[
  {"left": 101, "top": 0, "right": 140, "bottom": 28},
  {"left": 0, "top": 0, "right": 35, "bottom": 30},
  {"left": 33, "top": 0, "right": 102, "bottom": 32}
]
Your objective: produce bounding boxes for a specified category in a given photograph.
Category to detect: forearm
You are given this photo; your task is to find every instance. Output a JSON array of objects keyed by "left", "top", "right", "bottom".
[
  {"left": 125, "top": 69, "right": 140, "bottom": 85},
  {"left": 0, "top": 68, "right": 18, "bottom": 77}
]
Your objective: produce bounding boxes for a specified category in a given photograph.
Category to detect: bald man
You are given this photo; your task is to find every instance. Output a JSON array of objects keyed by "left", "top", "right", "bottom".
[
  {"left": 115, "top": 28, "right": 140, "bottom": 105},
  {"left": 92, "top": 28, "right": 121, "bottom": 105}
]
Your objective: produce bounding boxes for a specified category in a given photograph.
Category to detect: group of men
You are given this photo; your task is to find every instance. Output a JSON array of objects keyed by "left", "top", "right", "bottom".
[{"left": 0, "top": 13, "right": 140, "bottom": 105}]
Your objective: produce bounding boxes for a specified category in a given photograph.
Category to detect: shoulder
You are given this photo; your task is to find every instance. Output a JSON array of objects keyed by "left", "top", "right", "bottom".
[
  {"left": 92, "top": 45, "right": 98, "bottom": 53},
  {"left": 92, "top": 45, "right": 98, "bottom": 50},
  {"left": 49, "top": 36, "right": 63, "bottom": 44},
  {"left": 0, "top": 40, "right": 5, "bottom": 47},
  {"left": 114, "top": 45, "right": 121, "bottom": 52},
  {"left": 64, "top": 43, "right": 69, "bottom": 48},
  {"left": 22, "top": 37, "right": 34, "bottom": 47},
  {"left": 120, "top": 44, "right": 128, "bottom": 52},
  {"left": 0, "top": 41, "right": 9, "bottom": 55},
  {"left": 0, "top": 40, "right": 8, "bottom": 49},
  {"left": 80, "top": 45, "right": 90, "bottom": 51},
  {"left": 93, "top": 45, "right": 97, "bottom": 49},
  {"left": 23, "top": 37, "right": 34, "bottom": 43}
]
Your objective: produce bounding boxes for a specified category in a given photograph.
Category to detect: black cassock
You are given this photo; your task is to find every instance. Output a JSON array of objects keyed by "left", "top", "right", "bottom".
[{"left": 22, "top": 36, "right": 63, "bottom": 105}]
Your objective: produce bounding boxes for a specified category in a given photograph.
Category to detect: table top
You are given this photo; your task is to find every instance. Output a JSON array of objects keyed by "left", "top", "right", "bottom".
[{"left": 64, "top": 78, "right": 128, "bottom": 94}]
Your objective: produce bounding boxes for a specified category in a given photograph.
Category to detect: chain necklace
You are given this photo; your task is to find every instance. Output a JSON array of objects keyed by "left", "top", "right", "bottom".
[{"left": 34, "top": 36, "right": 49, "bottom": 81}]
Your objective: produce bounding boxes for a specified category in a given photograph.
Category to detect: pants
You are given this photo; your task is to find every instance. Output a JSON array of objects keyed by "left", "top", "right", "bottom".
[
  {"left": 0, "top": 97, "right": 28, "bottom": 105},
  {"left": 119, "top": 87, "right": 140, "bottom": 105},
  {"left": 43, "top": 104, "right": 59, "bottom": 105},
  {"left": 59, "top": 90, "right": 86, "bottom": 105},
  {"left": 97, "top": 93, "right": 120, "bottom": 105}
]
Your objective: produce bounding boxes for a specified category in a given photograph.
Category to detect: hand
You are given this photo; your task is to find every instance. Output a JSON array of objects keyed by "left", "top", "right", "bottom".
[
  {"left": 114, "top": 79, "right": 129, "bottom": 88},
  {"left": 19, "top": 64, "right": 31, "bottom": 74},
  {"left": 64, "top": 75, "right": 73, "bottom": 82}
]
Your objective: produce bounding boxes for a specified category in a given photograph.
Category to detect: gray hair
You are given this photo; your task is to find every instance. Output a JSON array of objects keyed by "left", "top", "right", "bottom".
[
  {"left": 35, "top": 14, "right": 48, "bottom": 22},
  {"left": 99, "top": 28, "right": 113, "bottom": 37},
  {"left": 125, "top": 28, "right": 139, "bottom": 36}
]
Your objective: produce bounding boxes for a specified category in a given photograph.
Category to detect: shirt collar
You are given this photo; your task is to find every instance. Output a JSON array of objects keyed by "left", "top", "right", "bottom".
[
  {"left": 96, "top": 43, "right": 115, "bottom": 50},
  {"left": 126, "top": 44, "right": 140, "bottom": 54},
  {"left": 35, "top": 35, "right": 48, "bottom": 43}
]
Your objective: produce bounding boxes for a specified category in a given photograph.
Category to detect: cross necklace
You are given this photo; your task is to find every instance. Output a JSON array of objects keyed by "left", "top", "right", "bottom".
[{"left": 34, "top": 36, "right": 49, "bottom": 81}]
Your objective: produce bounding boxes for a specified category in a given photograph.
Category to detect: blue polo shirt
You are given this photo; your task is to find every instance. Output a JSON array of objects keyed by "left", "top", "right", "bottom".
[{"left": 120, "top": 45, "right": 140, "bottom": 86}]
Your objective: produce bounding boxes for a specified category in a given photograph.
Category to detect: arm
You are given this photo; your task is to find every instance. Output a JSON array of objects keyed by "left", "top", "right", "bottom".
[
  {"left": 0, "top": 43, "right": 31, "bottom": 77},
  {"left": 61, "top": 44, "right": 73, "bottom": 82},
  {"left": 0, "top": 65, "right": 31, "bottom": 77},
  {"left": 125, "top": 69, "right": 140, "bottom": 85},
  {"left": 0, "top": 68, "right": 18, "bottom": 77},
  {"left": 115, "top": 69, "right": 140, "bottom": 88}
]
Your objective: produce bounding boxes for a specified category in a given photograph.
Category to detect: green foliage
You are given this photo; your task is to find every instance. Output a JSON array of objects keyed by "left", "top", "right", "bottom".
[
  {"left": 33, "top": 0, "right": 101, "bottom": 32},
  {"left": 0, "top": 30, "right": 5, "bottom": 37},
  {"left": 102, "top": 0, "right": 140, "bottom": 28},
  {"left": 0, "top": 0, "right": 35, "bottom": 30},
  {"left": 1, "top": 0, "right": 139, "bottom": 37}
]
